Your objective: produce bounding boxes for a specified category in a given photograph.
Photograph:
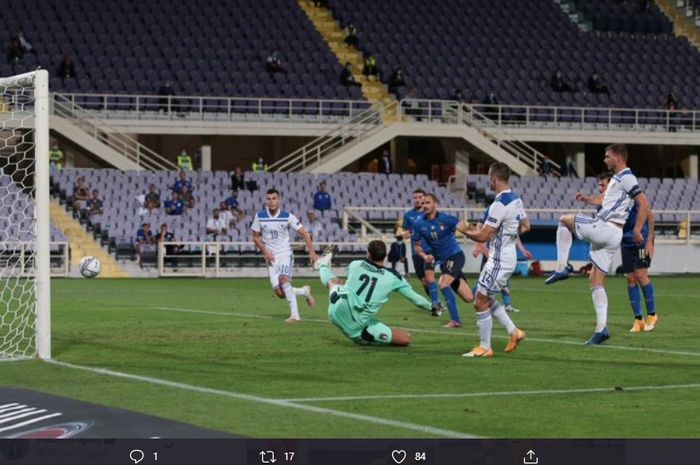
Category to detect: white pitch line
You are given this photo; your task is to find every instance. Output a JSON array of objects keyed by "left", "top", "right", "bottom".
[
  {"left": 0, "top": 408, "right": 38, "bottom": 420},
  {"left": 45, "top": 359, "right": 475, "bottom": 439},
  {"left": 280, "top": 383, "right": 700, "bottom": 403},
  {"left": 0, "top": 413, "right": 63, "bottom": 433},
  {"left": 145, "top": 306, "right": 700, "bottom": 358},
  {"left": 0, "top": 409, "right": 47, "bottom": 425}
]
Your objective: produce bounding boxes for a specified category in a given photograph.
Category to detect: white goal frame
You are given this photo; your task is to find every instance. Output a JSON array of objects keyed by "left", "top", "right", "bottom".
[{"left": 0, "top": 70, "right": 51, "bottom": 360}]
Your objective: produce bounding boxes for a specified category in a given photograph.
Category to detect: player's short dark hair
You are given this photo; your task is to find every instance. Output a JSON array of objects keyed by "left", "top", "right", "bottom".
[
  {"left": 266, "top": 188, "right": 280, "bottom": 196},
  {"left": 412, "top": 189, "right": 425, "bottom": 195},
  {"left": 489, "top": 162, "right": 511, "bottom": 182},
  {"left": 597, "top": 171, "right": 613, "bottom": 181},
  {"left": 424, "top": 193, "right": 438, "bottom": 203},
  {"left": 368, "top": 240, "right": 387, "bottom": 261},
  {"left": 605, "top": 143, "right": 628, "bottom": 161}
]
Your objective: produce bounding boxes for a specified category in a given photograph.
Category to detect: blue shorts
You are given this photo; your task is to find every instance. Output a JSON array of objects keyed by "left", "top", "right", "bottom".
[
  {"left": 621, "top": 245, "right": 651, "bottom": 274},
  {"left": 440, "top": 252, "right": 465, "bottom": 279}
]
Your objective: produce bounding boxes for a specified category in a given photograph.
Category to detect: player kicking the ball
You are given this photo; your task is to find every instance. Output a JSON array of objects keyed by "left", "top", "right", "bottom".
[
  {"left": 545, "top": 144, "right": 651, "bottom": 345},
  {"left": 313, "top": 241, "right": 432, "bottom": 346},
  {"left": 251, "top": 188, "right": 318, "bottom": 323},
  {"left": 462, "top": 162, "right": 529, "bottom": 357}
]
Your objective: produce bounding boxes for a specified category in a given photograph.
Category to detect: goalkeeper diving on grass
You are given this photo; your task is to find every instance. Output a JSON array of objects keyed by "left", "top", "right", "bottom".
[{"left": 313, "top": 240, "right": 432, "bottom": 346}]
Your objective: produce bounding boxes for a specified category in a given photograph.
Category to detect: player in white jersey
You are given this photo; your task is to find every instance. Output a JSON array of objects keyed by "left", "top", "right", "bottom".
[
  {"left": 251, "top": 188, "right": 319, "bottom": 323},
  {"left": 462, "top": 162, "right": 529, "bottom": 357},
  {"left": 545, "top": 144, "right": 651, "bottom": 345}
]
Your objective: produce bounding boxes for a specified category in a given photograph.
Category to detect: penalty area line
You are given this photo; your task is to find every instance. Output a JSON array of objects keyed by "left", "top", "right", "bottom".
[
  {"left": 45, "top": 359, "right": 475, "bottom": 439},
  {"left": 280, "top": 383, "right": 700, "bottom": 403}
]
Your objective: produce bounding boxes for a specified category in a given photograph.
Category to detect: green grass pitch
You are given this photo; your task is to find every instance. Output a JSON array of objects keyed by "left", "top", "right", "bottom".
[{"left": 2, "top": 275, "right": 699, "bottom": 438}]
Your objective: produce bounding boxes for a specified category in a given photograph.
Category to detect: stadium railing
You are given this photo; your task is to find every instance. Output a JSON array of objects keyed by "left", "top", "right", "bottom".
[
  {"left": 398, "top": 99, "right": 700, "bottom": 133},
  {"left": 52, "top": 93, "right": 372, "bottom": 123},
  {"left": 0, "top": 241, "right": 70, "bottom": 277}
]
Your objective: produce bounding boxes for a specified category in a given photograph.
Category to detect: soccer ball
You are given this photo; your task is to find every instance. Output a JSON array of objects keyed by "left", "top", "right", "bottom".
[{"left": 79, "top": 256, "right": 101, "bottom": 278}]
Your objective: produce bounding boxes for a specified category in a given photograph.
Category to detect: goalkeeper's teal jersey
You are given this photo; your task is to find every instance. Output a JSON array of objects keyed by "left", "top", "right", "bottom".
[{"left": 335, "top": 259, "right": 431, "bottom": 325}]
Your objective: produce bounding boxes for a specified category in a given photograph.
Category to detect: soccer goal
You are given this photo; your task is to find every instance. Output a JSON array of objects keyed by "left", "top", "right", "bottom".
[{"left": 0, "top": 70, "right": 51, "bottom": 361}]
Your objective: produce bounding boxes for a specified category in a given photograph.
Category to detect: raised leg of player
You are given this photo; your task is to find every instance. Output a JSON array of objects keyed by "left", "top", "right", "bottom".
[
  {"left": 451, "top": 276, "right": 474, "bottom": 303},
  {"left": 294, "top": 285, "right": 315, "bottom": 308},
  {"left": 556, "top": 215, "right": 575, "bottom": 269}
]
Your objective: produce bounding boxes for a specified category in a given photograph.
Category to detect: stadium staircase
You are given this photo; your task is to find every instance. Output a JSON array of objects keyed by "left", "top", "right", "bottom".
[
  {"left": 297, "top": 0, "right": 397, "bottom": 115},
  {"left": 49, "top": 200, "right": 128, "bottom": 278},
  {"left": 271, "top": 101, "right": 557, "bottom": 176},
  {"left": 50, "top": 94, "right": 179, "bottom": 171},
  {"left": 656, "top": 0, "right": 700, "bottom": 48}
]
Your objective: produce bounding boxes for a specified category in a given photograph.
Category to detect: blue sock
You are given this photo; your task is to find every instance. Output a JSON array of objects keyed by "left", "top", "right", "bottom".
[
  {"left": 428, "top": 282, "right": 440, "bottom": 306},
  {"left": 627, "top": 286, "right": 643, "bottom": 319},
  {"left": 441, "top": 287, "right": 460, "bottom": 323},
  {"left": 642, "top": 283, "right": 656, "bottom": 315},
  {"left": 501, "top": 290, "right": 512, "bottom": 307}
]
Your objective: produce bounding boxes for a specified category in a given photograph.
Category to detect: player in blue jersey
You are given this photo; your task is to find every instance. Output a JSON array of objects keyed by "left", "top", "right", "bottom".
[
  {"left": 462, "top": 162, "right": 529, "bottom": 357},
  {"left": 399, "top": 189, "right": 446, "bottom": 316},
  {"left": 578, "top": 172, "right": 658, "bottom": 332},
  {"left": 413, "top": 194, "right": 474, "bottom": 328},
  {"left": 548, "top": 144, "right": 651, "bottom": 345}
]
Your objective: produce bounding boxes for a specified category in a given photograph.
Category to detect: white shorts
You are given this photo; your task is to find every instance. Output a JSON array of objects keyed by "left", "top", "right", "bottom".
[
  {"left": 268, "top": 253, "right": 294, "bottom": 288},
  {"left": 477, "top": 258, "right": 516, "bottom": 296},
  {"left": 574, "top": 214, "right": 623, "bottom": 274}
]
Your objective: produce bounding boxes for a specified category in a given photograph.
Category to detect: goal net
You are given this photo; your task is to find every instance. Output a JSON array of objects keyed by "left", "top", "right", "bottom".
[{"left": 0, "top": 70, "right": 51, "bottom": 360}]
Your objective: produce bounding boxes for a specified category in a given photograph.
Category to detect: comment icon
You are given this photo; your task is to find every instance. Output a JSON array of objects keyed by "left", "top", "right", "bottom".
[{"left": 129, "top": 449, "right": 145, "bottom": 464}]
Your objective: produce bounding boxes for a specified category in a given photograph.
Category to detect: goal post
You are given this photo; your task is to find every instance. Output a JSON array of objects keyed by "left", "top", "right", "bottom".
[{"left": 0, "top": 70, "right": 51, "bottom": 360}]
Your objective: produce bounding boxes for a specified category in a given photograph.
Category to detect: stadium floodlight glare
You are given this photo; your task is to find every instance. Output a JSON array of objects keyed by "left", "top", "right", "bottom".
[{"left": 0, "top": 70, "right": 51, "bottom": 361}]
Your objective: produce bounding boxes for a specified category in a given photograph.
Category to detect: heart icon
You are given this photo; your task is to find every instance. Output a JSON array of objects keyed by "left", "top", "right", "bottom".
[{"left": 391, "top": 450, "right": 407, "bottom": 464}]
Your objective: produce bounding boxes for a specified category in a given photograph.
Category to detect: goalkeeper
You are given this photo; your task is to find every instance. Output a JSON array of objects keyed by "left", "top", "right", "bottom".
[{"left": 313, "top": 240, "right": 432, "bottom": 346}]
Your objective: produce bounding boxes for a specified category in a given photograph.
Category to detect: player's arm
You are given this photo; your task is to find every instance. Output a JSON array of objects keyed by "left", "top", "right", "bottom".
[
  {"left": 252, "top": 230, "right": 273, "bottom": 263},
  {"left": 516, "top": 235, "right": 535, "bottom": 260},
  {"left": 632, "top": 192, "right": 650, "bottom": 244},
  {"left": 464, "top": 223, "right": 498, "bottom": 243},
  {"left": 645, "top": 208, "right": 656, "bottom": 257},
  {"left": 395, "top": 279, "right": 432, "bottom": 311},
  {"left": 575, "top": 192, "right": 603, "bottom": 206},
  {"left": 296, "top": 226, "right": 319, "bottom": 264},
  {"left": 414, "top": 238, "right": 434, "bottom": 263}
]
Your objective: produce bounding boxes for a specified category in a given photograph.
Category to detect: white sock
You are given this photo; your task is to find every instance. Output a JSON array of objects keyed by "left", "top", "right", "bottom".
[
  {"left": 293, "top": 286, "right": 308, "bottom": 297},
  {"left": 591, "top": 286, "right": 607, "bottom": 332},
  {"left": 556, "top": 224, "right": 573, "bottom": 272},
  {"left": 476, "top": 309, "right": 492, "bottom": 350},
  {"left": 490, "top": 300, "right": 516, "bottom": 335},
  {"left": 282, "top": 283, "right": 300, "bottom": 319}
]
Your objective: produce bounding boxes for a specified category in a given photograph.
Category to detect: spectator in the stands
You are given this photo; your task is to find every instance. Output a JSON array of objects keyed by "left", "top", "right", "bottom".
[
  {"left": 230, "top": 166, "right": 245, "bottom": 192},
  {"left": 388, "top": 235, "right": 409, "bottom": 276},
  {"left": 173, "top": 170, "right": 193, "bottom": 195},
  {"left": 49, "top": 142, "right": 64, "bottom": 170},
  {"left": 550, "top": 70, "right": 577, "bottom": 92},
  {"left": 73, "top": 177, "right": 90, "bottom": 202},
  {"left": 218, "top": 201, "right": 236, "bottom": 227},
  {"left": 540, "top": 155, "right": 553, "bottom": 179},
  {"left": 403, "top": 88, "right": 421, "bottom": 120},
  {"left": 564, "top": 155, "right": 577, "bottom": 178},
  {"left": 180, "top": 185, "right": 196, "bottom": 210},
  {"left": 165, "top": 192, "right": 185, "bottom": 216},
  {"left": 664, "top": 92, "right": 679, "bottom": 110},
  {"left": 362, "top": 53, "right": 379, "bottom": 80},
  {"left": 587, "top": 72, "right": 610, "bottom": 95},
  {"left": 340, "top": 62, "right": 361, "bottom": 87},
  {"left": 85, "top": 189, "right": 103, "bottom": 217},
  {"left": 206, "top": 208, "right": 228, "bottom": 239},
  {"left": 482, "top": 91, "right": 499, "bottom": 119},
  {"left": 6, "top": 39, "right": 23, "bottom": 64},
  {"left": 57, "top": 55, "right": 76, "bottom": 79},
  {"left": 158, "top": 81, "right": 177, "bottom": 112},
  {"left": 265, "top": 51, "right": 287, "bottom": 75},
  {"left": 388, "top": 65, "right": 407, "bottom": 97},
  {"left": 380, "top": 150, "right": 392, "bottom": 175},
  {"left": 313, "top": 180, "right": 332, "bottom": 214},
  {"left": 450, "top": 89, "right": 465, "bottom": 102},
  {"left": 306, "top": 211, "right": 324, "bottom": 240},
  {"left": 176, "top": 150, "right": 193, "bottom": 171},
  {"left": 252, "top": 157, "right": 268, "bottom": 172},
  {"left": 14, "top": 28, "right": 35, "bottom": 55},
  {"left": 156, "top": 223, "right": 182, "bottom": 267},
  {"left": 144, "top": 184, "right": 161, "bottom": 212},
  {"left": 224, "top": 190, "right": 245, "bottom": 220},
  {"left": 135, "top": 222, "right": 155, "bottom": 266},
  {"left": 343, "top": 22, "right": 358, "bottom": 48}
]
